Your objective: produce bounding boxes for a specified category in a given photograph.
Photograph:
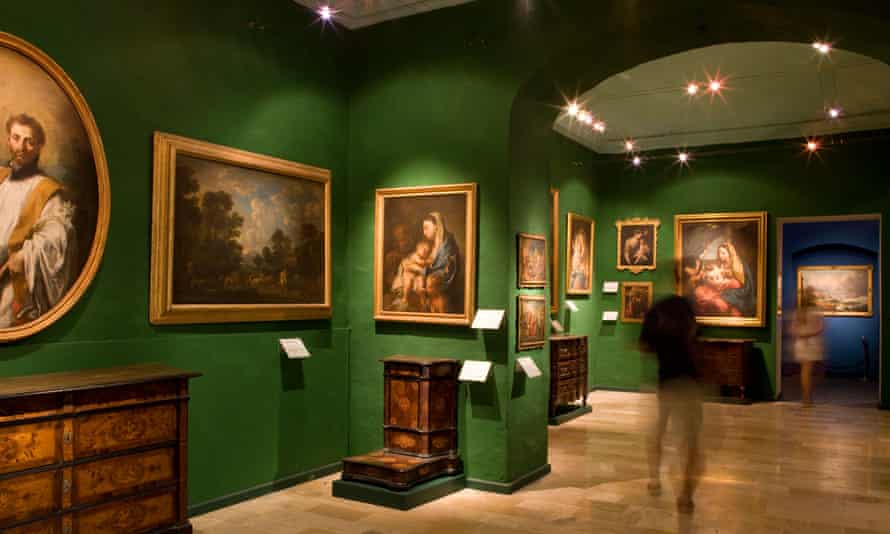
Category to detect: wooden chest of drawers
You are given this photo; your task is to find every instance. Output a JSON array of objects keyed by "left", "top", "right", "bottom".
[
  {"left": 549, "top": 336, "right": 589, "bottom": 419},
  {"left": 0, "top": 364, "right": 200, "bottom": 534},
  {"left": 695, "top": 338, "right": 753, "bottom": 401}
]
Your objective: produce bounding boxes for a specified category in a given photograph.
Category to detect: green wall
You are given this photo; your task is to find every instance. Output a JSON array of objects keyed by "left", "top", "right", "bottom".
[{"left": 0, "top": 0, "right": 351, "bottom": 510}]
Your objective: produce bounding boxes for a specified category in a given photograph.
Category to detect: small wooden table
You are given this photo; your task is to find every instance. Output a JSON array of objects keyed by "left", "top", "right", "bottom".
[{"left": 695, "top": 338, "right": 755, "bottom": 401}]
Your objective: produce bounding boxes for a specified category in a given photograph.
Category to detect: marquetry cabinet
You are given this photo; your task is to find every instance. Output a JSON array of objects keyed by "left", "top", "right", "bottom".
[
  {"left": 549, "top": 335, "right": 589, "bottom": 419},
  {"left": 0, "top": 364, "right": 200, "bottom": 534},
  {"left": 695, "top": 338, "right": 753, "bottom": 401}
]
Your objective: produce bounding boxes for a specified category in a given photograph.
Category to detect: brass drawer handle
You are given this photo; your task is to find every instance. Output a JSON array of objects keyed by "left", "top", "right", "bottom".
[
  {"left": 63, "top": 478, "right": 72, "bottom": 493},
  {"left": 63, "top": 430, "right": 73, "bottom": 444}
]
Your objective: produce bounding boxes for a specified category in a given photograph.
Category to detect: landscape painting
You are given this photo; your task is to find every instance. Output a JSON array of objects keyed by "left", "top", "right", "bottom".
[
  {"left": 374, "top": 183, "right": 477, "bottom": 325},
  {"left": 518, "top": 295, "right": 546, "bottom": 350},
  {"left": 798, "top": 265, "right": 873, "bottom": 317},
  {"left": 518, "top": 233, "right": 547, "bottom": 288},
  {"left": 150, "top": 132, "right": 331, "bottom": 324},
  {"left": 675, "top": 212, "right": 767, "bottom": 327}
]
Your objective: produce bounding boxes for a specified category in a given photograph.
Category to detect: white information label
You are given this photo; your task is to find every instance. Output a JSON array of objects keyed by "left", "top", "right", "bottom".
[
  {"left": 516, "top": 357, "right": 542, "bottom": 378},
  {"left": 472, "top": 309, "right": 505, "bottom": 330},
  {"left": 458, "top": 360, "right": 492, "bottom": 383},
  {"left": 602, "top": 311, "right": 619, "bottom": 322},
  {"left": 603, "top": 281, "right": 619, "bottom": 294},
  {"left": 566, "top": 301, "right": 579, "bottom": 312},
  {"left": 279, "top": 338, "right": 311, "bottom": 359},
  {"left": 550, "top": 320, "right": 564, "bottom": 333}
]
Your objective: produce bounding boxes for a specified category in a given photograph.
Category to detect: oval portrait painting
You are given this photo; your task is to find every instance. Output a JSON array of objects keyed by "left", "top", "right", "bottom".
[{"left": 0, "top": 33, "right": 110, "bottom": 342}]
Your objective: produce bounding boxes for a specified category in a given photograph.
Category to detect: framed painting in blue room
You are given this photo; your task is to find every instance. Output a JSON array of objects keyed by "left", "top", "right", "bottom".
[
  {"left": 797, "top": 265, "right": 873, "bottom": 317},
  {"left": 150, "top": 132, "right": 331, "bottom": 324},
  {"left": 0, "top": 32, "right": 111, "bottom": 342},
  {"left": 675, "top": 211, "right": 767, "bottom": 327},
  {"left": 374, "top": 183, "right": 477, "bottom": 326}
]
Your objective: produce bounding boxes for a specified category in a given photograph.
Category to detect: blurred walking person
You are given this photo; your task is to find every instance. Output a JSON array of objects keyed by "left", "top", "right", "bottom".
[
  {"left": 640, "top": 295, "right": 703, "bottom": 514},
  {"left": 790, "top": 288, "right": 825, "bottom": 405}
]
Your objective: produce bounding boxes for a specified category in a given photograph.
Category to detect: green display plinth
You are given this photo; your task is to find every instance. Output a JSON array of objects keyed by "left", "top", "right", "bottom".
[
  {"left": 548, "top": 404, "right": 592, "bottom": 426},
  {"left": 332, "top": 474, "right": 466, "bottom": 510}
]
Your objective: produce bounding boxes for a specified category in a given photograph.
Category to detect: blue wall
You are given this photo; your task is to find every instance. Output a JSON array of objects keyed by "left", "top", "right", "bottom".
[{"left": 782, "top": 220, "right": 880, "bottom": 378}]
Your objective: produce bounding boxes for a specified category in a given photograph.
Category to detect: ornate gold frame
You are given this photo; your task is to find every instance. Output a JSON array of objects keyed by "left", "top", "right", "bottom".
[
  {"left": 517, "top": 294, "right": 547, "bottom": 351},
  {"left": 0, "top": 33, "right": 111, "bottom": 342},
  {"left": 674, "top": 211, "right": 767, "bottom": 328},
  {"left": 550, "top": 188, "right": 559, "bottom": 313},
  {"left": 565, "top": 212, "right": 595, "bottom": 296},
  {"left": 620, "top": 282, "right": 653, "bottom": 324},
  {"left": 518, "top": 232, "right": 547, "bottom": 288},
  {"left": 150, "top": 132, "right": 331, "bottom": 324},
  {"left": 373, "top": 183, "right": 477, "bottom": 326},
  {"left": 797, "top": 265, "right": 873, "bottom": 317},
  {"left": 615, "top": 218, "right": 660, "bottom": 274}
]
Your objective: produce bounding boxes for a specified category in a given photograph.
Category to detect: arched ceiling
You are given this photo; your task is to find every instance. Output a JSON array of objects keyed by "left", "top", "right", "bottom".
[
  {"left": 293, "top": 0, "right": 475, "bottom": 29},
  {"left": 553, "top": 42, "right": 890, "bottom": 154}
]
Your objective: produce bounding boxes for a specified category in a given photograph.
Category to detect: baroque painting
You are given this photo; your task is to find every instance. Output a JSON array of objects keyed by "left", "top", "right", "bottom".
[
  {"left": 616, "top": 218, "right": 659, "bottom": 274},
  {"left": 374, "top": 183, "right": 477, "bottom": 325},
  {"left": 566, "top": 212, "right": 594, "bottom": 296},
  {"left": 0, "top": 33, "right": 110, "bottom": 342},
  {"left": 621, "top": 282, "right": 653, "bottom": 323},
  {"left": 517, "top": 295, "right": 546, "bottom": 350},
  {"left": 150, "top": 132, "right": 331, "bottom": 324},
  {"left": 798, "top": 265, "right": 873, "bottom": 317},
  {"left": 675, "top": 211, "right": 767, "bottom": 327},
  {"left": 518, "top": 233, "right": 547, "bottom": 288}
]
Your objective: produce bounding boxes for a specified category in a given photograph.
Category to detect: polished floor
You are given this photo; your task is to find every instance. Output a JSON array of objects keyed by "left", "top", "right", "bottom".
[{"left": 193, "top": 391, "right": 890, "bottom": 533}]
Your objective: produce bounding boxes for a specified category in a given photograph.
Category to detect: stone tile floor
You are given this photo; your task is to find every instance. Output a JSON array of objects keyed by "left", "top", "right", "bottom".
[{"left": 193, "top": 391, "right": 890, "bottom": 533}]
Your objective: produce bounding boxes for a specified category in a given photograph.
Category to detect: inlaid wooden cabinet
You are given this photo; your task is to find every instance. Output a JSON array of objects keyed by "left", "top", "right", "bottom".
[
  {"left": 695, "top": 338, "right": 753, "bottom": 401},
  {"left": 549, "top": 335, "right": 589, "bottom": 419},
  {"left": 0, "top": 364, "right": 200, "bottom": 534}
]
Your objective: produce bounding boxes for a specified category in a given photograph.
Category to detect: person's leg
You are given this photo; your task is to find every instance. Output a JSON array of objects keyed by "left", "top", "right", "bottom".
[
  {"left": 648, "top": 389, "right": 670, "bottom": 495},
  {"left": 678, "top": 394, "right": 704, "bottom": 513},
  {"left": 801, "top": 360, "right": 813, "bottom": 404}
]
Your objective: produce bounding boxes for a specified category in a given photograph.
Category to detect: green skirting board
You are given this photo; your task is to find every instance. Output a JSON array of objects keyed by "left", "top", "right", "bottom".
[
  {"left": 548, "top": 405, "right": 592, "bottom": 425},
  {"left": 332, "top": 474, "right": 466, "bottom": 510}
]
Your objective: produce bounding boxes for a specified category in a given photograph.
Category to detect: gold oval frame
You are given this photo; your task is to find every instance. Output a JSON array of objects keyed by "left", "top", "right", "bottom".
[{"left": 0, "top": 32, "right": 110, "bottom": 342}]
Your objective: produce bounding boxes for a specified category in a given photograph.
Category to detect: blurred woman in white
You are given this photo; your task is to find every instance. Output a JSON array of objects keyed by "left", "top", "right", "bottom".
[{"left": 791, "top": 288, "right": 825, "bottom": 405}]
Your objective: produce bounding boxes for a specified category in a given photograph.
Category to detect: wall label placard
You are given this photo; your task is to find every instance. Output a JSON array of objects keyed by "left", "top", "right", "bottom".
[
  {"left": 566, "top": 301, "right": 579, "bottom": 312},
  {"left": 602, "top": 311, "right": 619, "bottom": 322},
  {"left": 551, "top": 320, "right": 564, "bottom": 333},
  {"left": 603, "top": 281, "right": 619, "bottom": 294},
  {"left": 472, "top": 309, "right": 505, "bottom": 330},
  {"left": 279, "top": 338, "right": 311, "bottom": 359},
  {"left": 516, "top": 357, "right": 542, "bottom": 378},
  {"left": 458, "top": 360, "right": 492, "bottom": 383}
]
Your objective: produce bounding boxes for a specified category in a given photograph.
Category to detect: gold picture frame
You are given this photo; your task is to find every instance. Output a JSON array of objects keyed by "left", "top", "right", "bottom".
[
  {"left": 517, "top": 294, "right": 547, "bottom": 350},
  {"left": 675, "top": 211, "right": 767, "bottom": 327},
  {"left": 566, "top": 212, "right": 595, "bottom": 296},
  {"left": 150, "top": 132, "right": 332, "bottom": 325},
  {"left": 518, "top": 232, "right": 547, "bottom": 288},
  {"left": 621, "top": 282, "right": 653, "bottom": 323},
  {"left": 616, "top": 218, "right": 660, "bottom": 274},
  {"left": 550, "top": 188, "right": 560, "bottom": 313},
  {"left": 0, "top": 32, "right": 111, "bottom": 342},
  {"left": 374, "top": 183, "right": 477, "bottom": 326},
  {"left": 797, "top": 265, "right": 873, "bottom": 317}
]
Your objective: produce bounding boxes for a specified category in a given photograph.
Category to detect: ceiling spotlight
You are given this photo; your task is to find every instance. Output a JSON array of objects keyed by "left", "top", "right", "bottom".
[
  {"left": 813, "top": 41, "right": 831, "bottom": 54},
  {"left": 806, "top": 140, "right": 820, "bottom": 152},
  {"left": 678, "top": 151, "right": 690, "bottom": 164},
  {"left": 567, "top": 102, "right": 580, "bottom": 117},
  {"left": 318, "top": 5, "right": 334, "bottom": 20},
  {"left": 624, "top": 140, "right": 636, "bottom": 152},
  {"left": 686, "top": 83, "right": 699, "bottom": 96},
  {"left": 632, "top": 155, "right": 642, "bottom": 167},
  {"left": 578, "top": 111, "right": 593, "bottom": 124},
  {"left": 593, "top": 121, "right": 606, "bottom": 133},
  {"left": 708, "top": 79, "right": 722, "bottom": 93},
  {"left": 828, "top": 107, "right": 841, "bottom": 119}
]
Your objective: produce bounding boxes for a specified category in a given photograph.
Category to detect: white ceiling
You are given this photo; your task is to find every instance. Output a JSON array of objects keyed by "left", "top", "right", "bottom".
[
  {"left": 554, "top": 42, "right": 890, "bottom": 154},
  {"left": 293, "top": 0, "right": 475, "bottom": 29}
]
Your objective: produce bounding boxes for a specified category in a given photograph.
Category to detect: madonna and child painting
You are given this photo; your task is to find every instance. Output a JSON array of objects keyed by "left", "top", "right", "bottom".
[
  {"left": 675, "top": 212, "right": 767, "bottom": 327},
  {"left": 374, "top": 183, "right": 477, "bottom": 326}
]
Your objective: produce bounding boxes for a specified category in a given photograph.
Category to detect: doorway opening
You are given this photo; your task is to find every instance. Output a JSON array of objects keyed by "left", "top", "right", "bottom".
[{"left": 777, "top": 215, "right": 882, "bottom": 406}]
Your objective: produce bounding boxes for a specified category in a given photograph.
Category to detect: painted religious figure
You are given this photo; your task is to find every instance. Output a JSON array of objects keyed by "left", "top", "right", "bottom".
[
  {"left": 150, "top": 132, "right": 331, "bottom": 324},
  {"left": 621, "top": 282, "right": 653, "bottom": 323},
  {"left": 797, "top": 265, "right": 873, "bottom": 317},
  {"left": 374, "top": 183, "right": 477, "bottom": 325},
  {"left": 518, "top": 233, "right": 547, "bottom": 288},
  {"left": 0, "top": 33, "right": 109, "bottom": 342},
  {"left": 616, "top": 218, "right": 659, "bottom": 274},
  {"left": 566, "top": 212, "right": 594, "bottom": 295},
  {"left": 517, "top": 295, "right": 546, "bottom": 350},
  {"left": 675, "top": 212, "right": 767, "bottom": 327}
]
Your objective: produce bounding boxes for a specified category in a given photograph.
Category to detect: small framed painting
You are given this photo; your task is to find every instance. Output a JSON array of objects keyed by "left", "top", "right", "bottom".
[
  {"left": 518, "top": 233, "right": 547, "bottom": 288},
  {"left": 797, "top": 265, "right": 873, "bottom": 317},
  {"left": 565, "top": 213, "right": 595, "bottom": 296},
  {"left": 517, "top": 295, "right": 547, "bottom": 351},
  {"left": 621, "top": 282, "right": 653, "bottom": 323},
  {"left": 616, "top": 218, "right": 659, "bottom": 274}
]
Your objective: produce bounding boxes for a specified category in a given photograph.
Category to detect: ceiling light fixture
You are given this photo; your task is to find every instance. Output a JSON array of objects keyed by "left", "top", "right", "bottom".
[
  {"left": 678, "top": 151, "right": 690, "bottom": 164},
  {"left": 806, "top": 139, "right": 820, "bottom": 152},
  {"left": 828, "top": 107, "right": 841, "bottom": 119},
  {"left": 813, "top": 41, "right": 831, "bottom": 54},
  {"left": 593, "top": 121, "right": 606, "bottom": 133},
  {"left": 567, "top": 102, "right": 580, "bottom": 117},
  {"left": 624, "top": 140, "right": 636, "bottom": 152},
  {"left": 632, "top": 155, "right": 642, "bottom": 167},
  {"left": 708, "top": 79, "right": 722, "bottom": 93},
  {"left": 318, "top": 5, "right": 334, "bottom": 20},
  {"left": 686, "top": 83, "right": 699, "bottom": 96},
  {"left": 578, "top": 111, "right": 593, "bottom": 125}
]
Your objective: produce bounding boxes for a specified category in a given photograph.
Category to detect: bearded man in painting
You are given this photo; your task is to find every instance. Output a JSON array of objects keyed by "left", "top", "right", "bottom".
[{"left": 0, "top": 113, "right": 76, "bottom": 328}]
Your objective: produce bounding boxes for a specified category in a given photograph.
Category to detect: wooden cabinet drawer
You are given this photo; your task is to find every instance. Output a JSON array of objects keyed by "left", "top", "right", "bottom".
[
  {"left": 0, "top": 421, "right": 62, "bottom": 475},
  {"left": 73, "top": 489, "right": 176, "bottom": 534},
  {"left": 556, "top": 381, "right": 579, "bottom": 404},
  {"left": 74, "top": 381, "right": 179, "bottom": 413},
  {"left": 4, "top": 517, "right": 60, "bottom": 534},
  {"left": 0, "top": 469, "right": 60, "bottom": 527},
  {"left": 75, "top": 404, "right": 177, "bottom": 458},
  {"left": 557, "top": 362, "right": 578, "bottom": 379},
  {"left": 73, "top": 448, "right": 176, "bottom": 507}
]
